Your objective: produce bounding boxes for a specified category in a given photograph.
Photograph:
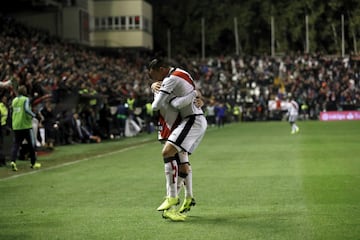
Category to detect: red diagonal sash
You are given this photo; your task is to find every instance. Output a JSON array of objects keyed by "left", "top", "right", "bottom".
[{"left": 171, "top": 70, "right": 195, "bottom": 88}]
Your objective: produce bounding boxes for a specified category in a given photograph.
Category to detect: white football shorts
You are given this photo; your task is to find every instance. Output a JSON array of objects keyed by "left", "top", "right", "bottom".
[{"left": 167, "top": 114, "right": 207, "bottom": 154}]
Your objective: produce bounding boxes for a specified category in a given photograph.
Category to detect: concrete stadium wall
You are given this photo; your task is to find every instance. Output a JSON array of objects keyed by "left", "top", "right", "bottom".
[{"left": 11, "top": 11, "right": 62, "bottom": 37}]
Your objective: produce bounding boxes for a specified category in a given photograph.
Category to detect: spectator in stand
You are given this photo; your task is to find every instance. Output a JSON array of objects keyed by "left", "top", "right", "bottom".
[
  {"left": 79, "top": 117, "right": 102, "bottom": 143},
  {"left": 215, "top": 102, "right": 226, "bottom": 128},
  {"left": 68, "top": 112, "right": 84, "bottom": 143},
  {"left": 1, "top": 13, "right": 360, "bottom": 145},
  {"left": 115, "top": 101, "right": 128, "bottom": 137},
  {"left": 98, "top": 99, "right": 112, "bottom": 139},
  {"left": 205, "top": 99, "right": 216, "bottom": 127},
  {"left": 39, "top": 100, "right": 57, "bottom": 149},
  {"left": 57, "top": 110, "right": 76, "bottom": 145}
]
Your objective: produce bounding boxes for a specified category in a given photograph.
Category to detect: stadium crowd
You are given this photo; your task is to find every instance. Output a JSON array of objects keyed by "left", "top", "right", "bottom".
[{"left": 1, "top": 14, "right": 360, "bottom": 150}]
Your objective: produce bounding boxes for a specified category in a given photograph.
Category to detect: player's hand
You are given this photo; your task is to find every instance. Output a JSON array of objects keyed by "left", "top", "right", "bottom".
[
  {"left": 195, "top": 90, "right": 202, "bottom": 98},
  {"left": 194, "top": 90, "right": 204, "bottom": 108},
  {"left": 151, "top": 81, "right": 162, "bottom": 93},
  {"left": 194, "top": 97, "right": 204, "bottom": 108}
]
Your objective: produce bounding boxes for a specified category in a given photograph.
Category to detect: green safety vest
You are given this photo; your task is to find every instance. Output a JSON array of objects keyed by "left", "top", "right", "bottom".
[
  {"left": 233, "top": 106, "right": 240, "bottom": 115},
  {"left": 0, "top": 102, "right": 8, "bottom": 126},
  {"left": 145, "top": 103, "right": 153, "bottom": 116},
  {"left": 127, "top": 98, "right": 135, "bottom": 111},
  {"left": 12, "top": 96, "right": 33, "bottom": 130}
]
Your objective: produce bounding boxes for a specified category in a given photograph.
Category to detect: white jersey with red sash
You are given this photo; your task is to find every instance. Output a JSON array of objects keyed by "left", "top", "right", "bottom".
[
  {"left": 287, "top": 99, "right": 299, "bottom": 123},
  {"left": 152, "top": 67, "right": 207, "bottom": 153},
  {"left": 288, "top": 100, "right": 299, "bottom": 116},
  {"left": 153, "top": 68, "right": 203, "bottom": 118}
]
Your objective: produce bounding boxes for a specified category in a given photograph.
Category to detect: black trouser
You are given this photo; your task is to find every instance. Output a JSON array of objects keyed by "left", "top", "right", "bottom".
[{"left": 11, "top": 129, "right": 37, "bottom": 165}]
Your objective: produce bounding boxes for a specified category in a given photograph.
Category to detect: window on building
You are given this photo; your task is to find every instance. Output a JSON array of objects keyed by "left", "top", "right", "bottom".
[
  {"left": 101, "top": 17, "right": 107, "bottom": 30},
  {"left": 95, "top": 17, "right": 100, "bottom": 30},
  {"left": 128, "top": 16, "right": 134, "bottom": 29},
  {"left": 120, "top": 16, "right": 126, "bottom": 30},
  {"left": 93, "top": 15, "right": 151, "bottom": 32},
  {"left": 108, "top": 17, "right": 113, "bottom": 29},
  {"left": 114, "top": 17, "right": 120, "bottom": 29},
  {"left": 134, "top": 16, "right": 141, "bottom": 29}
]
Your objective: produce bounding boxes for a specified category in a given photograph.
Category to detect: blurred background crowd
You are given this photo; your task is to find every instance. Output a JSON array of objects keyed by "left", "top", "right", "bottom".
[{"left": 1, "top": 14, "right": 360, "bottom": 150}]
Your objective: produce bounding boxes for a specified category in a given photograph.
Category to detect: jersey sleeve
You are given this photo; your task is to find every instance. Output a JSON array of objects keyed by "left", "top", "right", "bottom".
[
  {"left": 151, "top": 91, "right": 168, "bottom": 111},
  {"left": 151, "top": 77, "right": 176, "bottom": 111},
  {"left": 24, "top": 98, "right": 36, "bottom": 118},
  {"left": 169, "top": 90, "right": 197, "bottom": 109}
]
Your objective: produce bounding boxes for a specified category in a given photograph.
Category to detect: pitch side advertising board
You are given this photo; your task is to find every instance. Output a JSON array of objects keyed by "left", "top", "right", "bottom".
[{"left": 319, "top": 111, "right": 360, "bottom": 121}]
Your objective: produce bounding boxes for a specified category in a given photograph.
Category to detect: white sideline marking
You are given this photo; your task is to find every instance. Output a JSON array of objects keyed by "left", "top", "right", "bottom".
[{"left": 0, "top": 140, "right": 151, "bottom": 181}]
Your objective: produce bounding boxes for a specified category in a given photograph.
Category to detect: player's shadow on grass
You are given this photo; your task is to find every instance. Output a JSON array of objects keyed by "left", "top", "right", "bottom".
[
  {"left": 185, "top": 214, "right": 247, "bottom": 225},
  {"left": 184, "top": 212, "right": 297, "bottom": 226}
]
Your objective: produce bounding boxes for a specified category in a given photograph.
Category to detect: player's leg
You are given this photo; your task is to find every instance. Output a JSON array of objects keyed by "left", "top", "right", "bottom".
[
  {"left": 157, "top": 147, "right": 187, "bottom": 222},
  {"left": 178, "top": 152, "right": 196, "bottom": 213},
  {"left": 178, "top": 152, "right": 192, "bottom": 197},
  {"left": 157, "top": 143, "right": 180, "bottom": 211},
  {"left": 289, "top": 115, "right": 295, "bottom": 134},
  {"left": 289, "top": 115, "right": 299, "bottom": 134},
  {"left": 176, "top": 153, "right": 185, "bottom": 194},
  {"left": 293, "top": 115, "right": 299, "bottom": 133},
  {"left": 172, "top": 116, "right": 207, "bottom": 213},
  {"left": 26, "top": 129, "right": 41, "bottom": 169},
  {"left": 10, "top": 130, "right": 25, "bottom": 171}
]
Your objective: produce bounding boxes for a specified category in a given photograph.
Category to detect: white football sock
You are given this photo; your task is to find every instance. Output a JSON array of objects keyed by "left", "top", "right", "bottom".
[
  {"left": 164, "top": 160, "right": 178, "bottom": 198},
  {"left": 184, "top": 166, "right": 193, "bottom": 198}
]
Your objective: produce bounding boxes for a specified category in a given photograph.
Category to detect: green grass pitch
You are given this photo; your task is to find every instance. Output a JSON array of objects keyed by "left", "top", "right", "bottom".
[{"left": 0, "top": 120, "right": 359, "bottom": 240}]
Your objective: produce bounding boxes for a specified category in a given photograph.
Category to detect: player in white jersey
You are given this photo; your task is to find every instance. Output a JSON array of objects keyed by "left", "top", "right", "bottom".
[
  {"left": 287, "top": 96, "right": 300, "bottom": 134},
  {"left": 151, "top": 83, "right": 197, "bottom": 221},
  {"left": 152, "top": 79, "right": 203, "bottom": 219},
  {"left": 148, "top": 58, "right": 207, "bottom": 220}
]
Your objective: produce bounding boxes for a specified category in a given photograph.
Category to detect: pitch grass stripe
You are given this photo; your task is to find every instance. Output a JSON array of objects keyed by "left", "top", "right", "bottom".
[
  {"left": 288, "top": 133, "right": 313, "bottom": 240},
  {"left": 0, "top": 140, "right": 152, "bottom": 182},
  {"left": 0, "top": 127, "right": 218, "bottom": 182}
]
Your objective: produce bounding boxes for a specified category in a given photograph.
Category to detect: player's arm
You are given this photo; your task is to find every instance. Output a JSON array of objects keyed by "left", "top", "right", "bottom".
[
  {"left": 151, "top": 90, "right": 169, "bottom": 111},
  {"left": 151, "top": 81, "right": 197, "bottom": 109},
  {"left": 0, "top": 80, "right": 11, "bottom": 87},
  {"left": 24, "top": 98, "right": 36, "bottom": 118},
  {"left": 150, "top": 81, "right": 167, "bottom": 111},
  {"left": 169, "top": 90, "right": 197, "bottom": 109},
  {"left": 151, "top": 77, "right": 175, "bottom": 111},
  {"left": 170, "top": 89, "right": 204, "bottom": 109},
  {"left": 151, "top": 79, "right": 197, "bottom": 109}
]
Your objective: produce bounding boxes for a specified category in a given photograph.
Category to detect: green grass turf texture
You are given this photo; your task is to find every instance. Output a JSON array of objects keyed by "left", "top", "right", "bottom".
[{"left": 0, "top": 120, "right": 359, "bottom": 240}]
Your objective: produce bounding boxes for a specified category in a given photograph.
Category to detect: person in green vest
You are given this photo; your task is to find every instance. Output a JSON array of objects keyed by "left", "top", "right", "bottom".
[
  {"left": 0, "top": 95, "right": 9, "bottom": 167},
  {"left": 232, "top": 104, "right": 241, "bottom": 122},
  {"left": 144, "top": 101, "right": 155, "bottom": 133},
  {"left": 10, "top": 85, "right": 41, "bottom": 171},
  {"left": 127, "top": 94, "right": 135, "bottom": 115}
]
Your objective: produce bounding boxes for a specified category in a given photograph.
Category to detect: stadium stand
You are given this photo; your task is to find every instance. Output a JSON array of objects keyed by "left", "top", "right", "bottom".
[{"left": 0, "top": 13, "right": 359, "bottom": 158}]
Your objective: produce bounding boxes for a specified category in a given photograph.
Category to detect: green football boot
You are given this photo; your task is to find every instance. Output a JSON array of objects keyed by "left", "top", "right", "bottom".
[
  {"left": 162, "top": 209, "right": 186, "bottom": 221},
  {"left": 157, "top": 197, "right": 180, "bottom": 211},
  {"left": 178, "top": 197, "right": 196, "bottom": 213}
]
